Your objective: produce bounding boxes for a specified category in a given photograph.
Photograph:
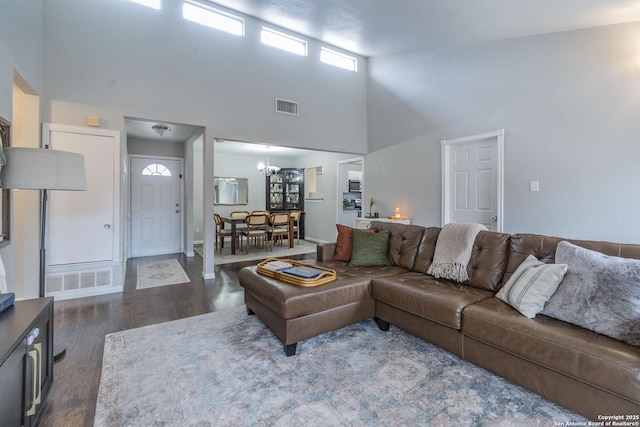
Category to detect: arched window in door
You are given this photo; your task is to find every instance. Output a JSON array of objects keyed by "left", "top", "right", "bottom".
[{"left": 141, "top": 163, "right": 172, "bottom": 176}]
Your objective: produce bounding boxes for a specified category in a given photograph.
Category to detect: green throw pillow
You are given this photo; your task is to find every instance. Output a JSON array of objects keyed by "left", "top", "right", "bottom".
[{"left": 349, "top": 230, "right": 391, "bottom": 267}]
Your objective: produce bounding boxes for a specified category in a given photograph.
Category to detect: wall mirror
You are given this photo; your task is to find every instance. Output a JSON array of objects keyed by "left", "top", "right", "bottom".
[
  {"left": 214, "top": 177, "right": 248, "bottom": 205},
  {"left": 0, "top": 117, "right": 10, "bottom": 245}
]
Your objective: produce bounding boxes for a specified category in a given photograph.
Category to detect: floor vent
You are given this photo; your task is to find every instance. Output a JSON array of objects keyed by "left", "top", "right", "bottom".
[
  {"left": 46, "top": 269, "right": 112, "bottom": 293},
  {"left": 275, "top": 98, "right": 299, "bottom": 116}
]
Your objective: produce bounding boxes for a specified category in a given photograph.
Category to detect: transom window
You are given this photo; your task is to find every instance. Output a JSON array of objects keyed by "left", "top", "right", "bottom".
[
  {"left": 261, "top": 27, "right": 308, "bottom": 56},
  {"left": 130, "top": 0, "right": 162, "bottom": 10},
  {"left": 142, "top": 163, "right": 172, "bottom": 176},
  {"left": 321, "top": 47, "right": 358, "bottom": 72},
  {"left": 183, "top": 1, "right": 244, "bottom": 36}
]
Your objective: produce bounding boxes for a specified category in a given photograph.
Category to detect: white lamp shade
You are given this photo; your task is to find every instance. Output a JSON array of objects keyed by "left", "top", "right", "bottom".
[{"left": 0, "top": 147, "right": 87, "bottom": 191}]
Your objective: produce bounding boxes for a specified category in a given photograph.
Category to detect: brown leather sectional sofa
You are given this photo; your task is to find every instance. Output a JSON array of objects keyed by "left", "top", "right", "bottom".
[{"left": 239, "top": 221, "right": 640, "bottom": 421}]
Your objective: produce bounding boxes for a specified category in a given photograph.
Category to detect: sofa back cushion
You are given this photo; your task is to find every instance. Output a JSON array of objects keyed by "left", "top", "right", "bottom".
[
  {"left": 368, "top": 221, "right": 425, "bottom": 270},
  {"left": 412, "top": 227, "right": 442, "bottom": 273},
  {"left": 466, "top": 231, "right": 512, "bottom": 291},
  {"left": 504, "top": 233, "right": 640, "bottom": 286},
  {"left": 413, "top": 228, "right": 510, "bottom": 292}
]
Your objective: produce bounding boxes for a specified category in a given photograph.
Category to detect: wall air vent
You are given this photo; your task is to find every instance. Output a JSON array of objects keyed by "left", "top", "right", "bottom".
[
  {"left": 46, "top": 268, "right": 112, "bottom": 294},
  {"left": 275, "top": 98, "right": 299, "bottom": 116}
]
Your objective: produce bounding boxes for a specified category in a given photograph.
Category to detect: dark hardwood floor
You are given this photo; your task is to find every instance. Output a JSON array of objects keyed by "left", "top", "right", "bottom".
[{"left": 37, "top": 251, "right": 314, "bottom": 427}]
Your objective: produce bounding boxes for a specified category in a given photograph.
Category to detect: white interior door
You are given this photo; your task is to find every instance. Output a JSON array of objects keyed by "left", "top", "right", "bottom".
[
  {"left": 130, "top": 156, "right": 183, "bottom": 257},
  {"left": 48, "top": 131, "right": 115, "bottom": 265},
  {"left": 442, "top": 130, "right": 504, "bottom": 232}
]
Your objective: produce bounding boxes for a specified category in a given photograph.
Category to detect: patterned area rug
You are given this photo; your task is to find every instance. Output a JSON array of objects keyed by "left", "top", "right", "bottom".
[
  {"left": 136, "top": 259, "right": 190, "bottom": 290},
  {"left": 94, "top": 307, "right": 587, "bottom": 426},
  {"left": 195, "top": 239, "right": 317, "bottom": 265}
]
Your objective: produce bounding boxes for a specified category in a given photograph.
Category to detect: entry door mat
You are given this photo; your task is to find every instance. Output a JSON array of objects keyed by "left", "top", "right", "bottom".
[
  {"left": 94, "top": 307, "right": 587, "bottom": 426},
  {"left": 136, "top": 259, "right": 190, "bottom": 290}
]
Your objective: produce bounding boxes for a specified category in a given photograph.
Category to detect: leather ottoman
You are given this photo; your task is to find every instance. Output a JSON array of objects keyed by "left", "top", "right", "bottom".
[{"left": 238, "top": 262, "right": 405, "bottom": 355}]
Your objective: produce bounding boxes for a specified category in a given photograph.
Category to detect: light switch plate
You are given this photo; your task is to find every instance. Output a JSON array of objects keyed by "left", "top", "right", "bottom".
[{"left": 529, "top": 180, "right": 539, "bottom": 192}]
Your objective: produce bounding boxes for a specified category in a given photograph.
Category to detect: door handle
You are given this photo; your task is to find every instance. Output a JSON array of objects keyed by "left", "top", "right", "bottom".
[
  {"left": 490, "top": 215, "right": 498, "bottom": 222},
  {"left": 104, "top": 223, "right": 112, "bottom": 229},
  {"left": 27, "top": 342, "right": 42, "bottom": 416}
]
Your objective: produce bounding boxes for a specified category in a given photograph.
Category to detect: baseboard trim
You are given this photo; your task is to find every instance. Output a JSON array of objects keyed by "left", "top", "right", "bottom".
[
  {"left": 304, "top": 237, "right": 330, "bottom": 244},
  {"left": 49, "top": 286, "right": 124, "bottom": 301}
]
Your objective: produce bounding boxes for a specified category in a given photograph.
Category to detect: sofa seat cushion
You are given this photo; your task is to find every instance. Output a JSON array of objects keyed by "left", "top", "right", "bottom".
[
  {"left": 463, "top": 298, "right": 640, "bottom": 404},
  {"left": 239, "top": 262, "right": 407, "bottom": 320},
  {"left": 371, "top": 272, "right": 494, "bottom": 330}
]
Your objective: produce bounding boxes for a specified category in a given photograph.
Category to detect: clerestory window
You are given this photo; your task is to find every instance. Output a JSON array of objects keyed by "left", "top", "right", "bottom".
[{"left": 130, "top": 0, "right": 161, "bottom": 10}]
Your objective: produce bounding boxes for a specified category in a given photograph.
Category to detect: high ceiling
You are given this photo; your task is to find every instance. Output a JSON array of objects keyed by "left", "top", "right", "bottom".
[
  {"left": 128, "top": 1, "right": 640, "bottom": 148},
  {"left": 209, "top": 0, "right": 640, "bottom": 57}
]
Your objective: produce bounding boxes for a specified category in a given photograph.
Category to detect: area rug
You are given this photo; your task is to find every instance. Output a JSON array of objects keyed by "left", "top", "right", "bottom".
[
  {"left": 135, "top": 258, "right": 190, "bottom": 290},
  {"left": 94, "top": 307, "right": 587, "bottom": 426},
  {"left": 196, "top": 239, "right": 316, "bottom": 265}
]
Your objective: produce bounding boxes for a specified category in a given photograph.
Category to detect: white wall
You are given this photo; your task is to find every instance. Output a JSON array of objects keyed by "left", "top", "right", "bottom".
[
  {"left": 0, "top": 0, "right": 43, "bottom": 297},
  {"left": 367, "top": 22, "right": 640, "bottom": 243},
  {"left": 192, "top": 137, "right": 203, "bottom": 242},
  {"left": 211, "top": 151, "right": 274, "bottom": 218},
  {"left": 41, "top": 0, "right": 368, "bottom": 154},
  {"left": 128, "top": 137, "right": 186, "bottom": 158},
  {"left": 40, "top": 0, "right": 367, "bottom": 276}
]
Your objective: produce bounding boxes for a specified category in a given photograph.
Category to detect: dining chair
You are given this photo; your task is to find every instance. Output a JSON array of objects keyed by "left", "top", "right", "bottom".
[
  {"left": 268, "top": 212, "right": 291, "bottom": 250},
  {"left": 230, "top": 210, "right": 250, "bottom": 219},
  {"left": 289, "top": 210, "right": 301, "bottom": 245},
  {"left": 241, "top": 213, "right": 269, "bottom": 254},
  {"left": 214, "top": 213, "right": 237, "bottom": 253},
  {"left": 230, "top": 210, "right": 249, "bottom": 231}
]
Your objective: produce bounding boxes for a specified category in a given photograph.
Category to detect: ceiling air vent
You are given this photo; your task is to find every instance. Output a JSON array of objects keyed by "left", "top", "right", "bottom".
[{"left": 275, "top": 98, "right": 299, "bottom": 116}]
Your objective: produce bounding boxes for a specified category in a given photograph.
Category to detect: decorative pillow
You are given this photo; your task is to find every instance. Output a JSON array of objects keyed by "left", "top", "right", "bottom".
[
  {"left": 349, "top": 230, "right": 391, "bottom": 267},
  {"left": 334, "top": 224, "right": 353, "bottom": 261},
  {"left": 496, "top": 255, "right": 567, "bottom": 319},
  {"left": 541, "top": 241, "right": 640, "bottom": 347},
  {"left": 334, "top": 225, "right": 376, "bottom": 261}
]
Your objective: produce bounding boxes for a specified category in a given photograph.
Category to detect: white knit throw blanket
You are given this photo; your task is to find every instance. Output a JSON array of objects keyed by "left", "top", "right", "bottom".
[{"left": 427, "top": 222, "right": 487, "bottom": 283}]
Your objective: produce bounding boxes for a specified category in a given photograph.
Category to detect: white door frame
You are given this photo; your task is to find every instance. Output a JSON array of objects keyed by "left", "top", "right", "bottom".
[
  {"left": 441, "top": 129, "right": 505, "bottom": 232},
  {"left": 336, "top": 156, "right": 365, "bottom": 227},
  {"left": 128, "top": 154, "right": 185, "bottom": 257}
]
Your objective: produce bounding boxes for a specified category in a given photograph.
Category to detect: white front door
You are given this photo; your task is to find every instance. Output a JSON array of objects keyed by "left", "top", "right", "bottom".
[
  {"left": 442, "top": 130, "right": 504, "bottom": 232},
  {"left": 130, "top": 156, "right": 183, "bottom": 257}
]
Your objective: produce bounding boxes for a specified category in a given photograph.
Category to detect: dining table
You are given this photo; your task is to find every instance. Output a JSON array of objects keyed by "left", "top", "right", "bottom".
[
  {"left": 220, "top": 216, "right": 247, "bottom": 255},
  {"left": 220, "top": 213, "right": 295, "bottom": 255}
]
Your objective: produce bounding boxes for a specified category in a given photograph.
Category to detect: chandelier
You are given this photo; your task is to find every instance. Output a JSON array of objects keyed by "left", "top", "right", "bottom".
[{"left": 257, "top": 146, "right": 281, "bottom": 176}]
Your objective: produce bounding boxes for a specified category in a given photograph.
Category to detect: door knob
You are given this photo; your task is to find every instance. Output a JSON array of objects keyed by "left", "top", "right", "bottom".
[
  {"left": 490, "top": 215, "right": 497, "bottom": 222},
  {"left": 176, "top": 210, "right": 180, "bottom": 213},
  {"left": 104, "top": 223, "right": 112, "bottom": 229}
]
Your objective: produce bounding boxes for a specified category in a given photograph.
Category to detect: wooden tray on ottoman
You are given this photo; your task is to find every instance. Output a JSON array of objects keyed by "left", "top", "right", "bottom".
[{"left": 257, "top": 258, "right": 336, "bottom": 287}]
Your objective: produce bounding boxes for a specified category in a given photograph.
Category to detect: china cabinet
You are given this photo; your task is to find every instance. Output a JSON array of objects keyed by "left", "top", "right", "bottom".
[{"left": 266, "top": 168, "right": 304, "bottom": 211}]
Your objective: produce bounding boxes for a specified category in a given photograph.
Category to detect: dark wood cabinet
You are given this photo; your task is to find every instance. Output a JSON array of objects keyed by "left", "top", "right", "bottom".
[
  {"left": 266, "top": 169, "right": 306, "bottom": 239},
  {"left": 0, "top": 298, "right": 53, "bottom": 427},
  {"left": 266, "top": 168, "right": 304, "bottom": 211}
]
